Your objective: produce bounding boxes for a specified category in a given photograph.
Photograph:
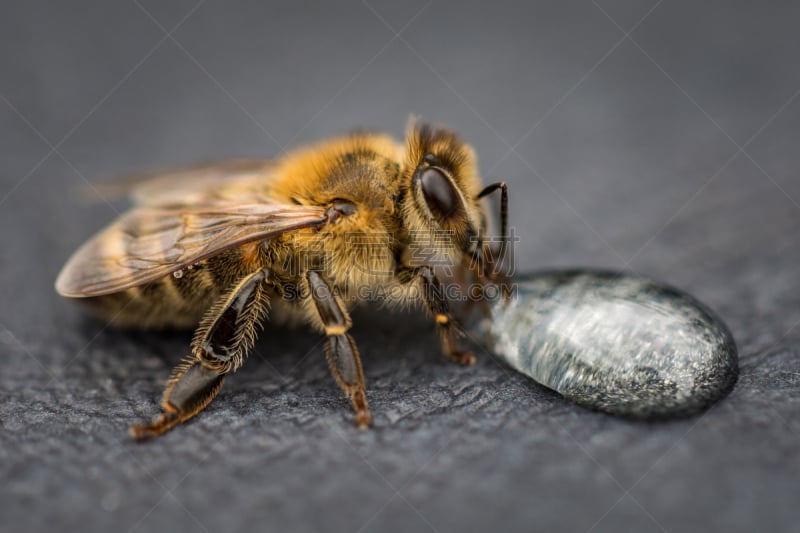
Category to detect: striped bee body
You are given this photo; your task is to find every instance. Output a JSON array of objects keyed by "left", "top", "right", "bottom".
[{"left": 56, "top": 120, "right": 509, "bottom": 439}]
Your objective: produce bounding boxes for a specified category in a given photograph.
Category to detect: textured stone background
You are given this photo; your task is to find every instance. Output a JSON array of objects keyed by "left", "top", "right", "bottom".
[{"left": 1, "top": 1, "right": 799, "bottom": 532}]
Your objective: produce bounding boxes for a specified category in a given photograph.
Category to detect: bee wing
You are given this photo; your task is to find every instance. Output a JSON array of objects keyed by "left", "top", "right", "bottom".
[
  {"left": 56, "top": 202, "right": 327, "bottom": 297},
  {"left": 93, "top": 159, "right": 275, "bottom": 207}
]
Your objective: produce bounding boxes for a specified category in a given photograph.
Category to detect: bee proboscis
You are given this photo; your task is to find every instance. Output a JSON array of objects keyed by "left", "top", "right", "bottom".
[{"left": 56, "top": 119, "right": 509, "bottom": 439}]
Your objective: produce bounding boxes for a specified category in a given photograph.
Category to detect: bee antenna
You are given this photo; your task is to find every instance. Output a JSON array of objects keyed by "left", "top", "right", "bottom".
[{"left": 476, "top": 182, "right": 508, "bottom": 277}]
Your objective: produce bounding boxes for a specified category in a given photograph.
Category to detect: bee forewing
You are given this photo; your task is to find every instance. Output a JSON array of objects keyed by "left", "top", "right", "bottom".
[
  {"left": 89, "top": 159, "right": 274, "bottom": 206},
  {"left": 55, "top": 203, "right": 326, "bottom": 297}
]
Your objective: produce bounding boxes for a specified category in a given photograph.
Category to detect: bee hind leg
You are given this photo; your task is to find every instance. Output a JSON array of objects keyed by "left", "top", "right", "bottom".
[
  {"left": 306, "top": 271, "right": 371, "bottom": 429},
  {"left": 130, "top": 270, "right": 271, "bottom": 440},
  {"left": 129, "top": 359, "right": 225, "bottom": 439}
]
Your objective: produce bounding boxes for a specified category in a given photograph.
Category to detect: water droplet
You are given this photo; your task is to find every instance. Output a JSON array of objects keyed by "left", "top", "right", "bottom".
[
  {"left": 484, "top": 270, "right": 738, "bottom": 418},
  {"left": 173, "top": 269, "right": 184, "bottom": 279}
]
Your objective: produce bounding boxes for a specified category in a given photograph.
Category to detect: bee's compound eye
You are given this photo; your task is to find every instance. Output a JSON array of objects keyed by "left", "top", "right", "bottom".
[{"left": 420, "top": 168, "right": 459, "bottom": 220}]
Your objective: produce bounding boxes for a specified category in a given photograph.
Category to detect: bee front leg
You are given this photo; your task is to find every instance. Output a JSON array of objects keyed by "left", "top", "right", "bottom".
[
  {"left": 409, "top": 265, "right": 476, "bottom": 366},
  {"left": 306, "top": 271, "right": 371, "bottom": 429},
  {"left": 130, "top": 270, "right": 270, "bottom": 439}
]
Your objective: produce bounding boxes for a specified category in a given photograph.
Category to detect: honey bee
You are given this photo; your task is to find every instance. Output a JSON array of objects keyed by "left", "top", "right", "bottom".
[{"left": 55, "top": 119, "right": 509, "bottom": 439}]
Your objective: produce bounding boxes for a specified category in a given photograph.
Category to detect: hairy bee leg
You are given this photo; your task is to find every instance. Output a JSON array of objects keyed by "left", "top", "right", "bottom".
[
  {"left": 417, "top": 266, "right": 476, "bottom": 366},
  {"left": 306, "top": 270, "right": 371, "bottom": 429},
  {"left": 129, "top": 360, "right": 225, "bottom": 439},
  {"left": 130, "top": 270, "right": 270, "bottom": 440}
]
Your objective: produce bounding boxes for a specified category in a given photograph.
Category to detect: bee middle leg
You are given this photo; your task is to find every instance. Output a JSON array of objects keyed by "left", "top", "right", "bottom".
[
  {"left": 130, "top": 270, "right": 271, "bottom": 439},
  {"left": 306, "top": 270, "right": 371, "bottom": 429}
]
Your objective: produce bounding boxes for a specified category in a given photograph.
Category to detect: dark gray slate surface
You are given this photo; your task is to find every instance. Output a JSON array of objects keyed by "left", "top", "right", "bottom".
[{"left": 1, "top": 1, "right": 798, "bottom": 532}]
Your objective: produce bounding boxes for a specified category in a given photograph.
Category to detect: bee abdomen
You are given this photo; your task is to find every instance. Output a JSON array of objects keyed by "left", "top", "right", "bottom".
[{"left": 83, "top": 265, "right": 219, "bottom": 329}]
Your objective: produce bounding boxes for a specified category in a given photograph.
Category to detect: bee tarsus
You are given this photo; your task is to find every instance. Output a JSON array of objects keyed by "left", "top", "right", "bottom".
[{"left": 129, "top": 361, "right": 224, "bottom": 440}]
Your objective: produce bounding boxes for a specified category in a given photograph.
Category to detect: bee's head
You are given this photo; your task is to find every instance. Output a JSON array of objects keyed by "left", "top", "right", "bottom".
[{"left": 401, "top": 120, "right": 491, "bottom": 268}]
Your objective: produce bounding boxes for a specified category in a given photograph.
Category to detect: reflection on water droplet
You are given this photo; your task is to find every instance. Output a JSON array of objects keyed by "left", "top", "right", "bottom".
[{"left": 173, "top": 270, "right": 184, "bottom": 279}]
